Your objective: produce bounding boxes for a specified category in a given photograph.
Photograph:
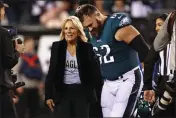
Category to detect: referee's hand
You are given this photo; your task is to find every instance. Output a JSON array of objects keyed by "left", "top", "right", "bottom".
[
  {"left": 144, "top": 90, "right": 155, "bottom": 103},
  {"left": 46, "top": 99, "right": 55, "bottom": 112}
]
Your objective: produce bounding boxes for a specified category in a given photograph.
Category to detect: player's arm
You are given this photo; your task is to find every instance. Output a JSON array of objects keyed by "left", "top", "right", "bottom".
[
  {"left": 143, "top": 46, "right": 160, "bottom": 90},
  {"left": 143, "top": 46, "right": 160, "bottom": 102},
  {"left": 115, "top": 25, "right": 149, "bottom": 63},
  {"left": 113, "top": 14, "right": 149, "bottom": 63}
]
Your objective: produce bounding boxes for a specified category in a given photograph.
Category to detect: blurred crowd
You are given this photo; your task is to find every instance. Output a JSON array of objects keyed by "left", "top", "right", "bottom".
[
  {"left": 1, "top": 0, "right": 176, "bottom": 29},
  {"left": 12, "top": 36, "right": 47, "bottom": 118}
]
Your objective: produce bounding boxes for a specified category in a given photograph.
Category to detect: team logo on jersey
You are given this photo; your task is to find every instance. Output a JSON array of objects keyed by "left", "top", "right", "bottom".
[
  {"left": 97, "top": 38, "right": 102, "bottom": 42},
  {"left": 118, "top": 15, "right": 123, "bottom": 19},
  {"left": 119, "top": 17, "right": 130, "bottom": 27}
]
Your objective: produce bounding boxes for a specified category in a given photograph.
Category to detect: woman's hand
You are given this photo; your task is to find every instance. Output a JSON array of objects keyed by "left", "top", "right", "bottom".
[{"left": 46, "top": 99, "right": 55, "bottom": 112}]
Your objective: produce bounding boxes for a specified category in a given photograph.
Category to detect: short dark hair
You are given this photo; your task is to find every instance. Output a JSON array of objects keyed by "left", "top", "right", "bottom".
[
  {"left": 75, "top": 4, "right": 98, "bottom": 22},
  {"left": 157, "top": 13, "right": 168, "bottom": 21}
]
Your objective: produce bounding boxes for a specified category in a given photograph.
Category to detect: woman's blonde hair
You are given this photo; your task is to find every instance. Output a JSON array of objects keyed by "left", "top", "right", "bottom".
[{"left": 59, "top": 16, "right": 88, "bottom": 42}]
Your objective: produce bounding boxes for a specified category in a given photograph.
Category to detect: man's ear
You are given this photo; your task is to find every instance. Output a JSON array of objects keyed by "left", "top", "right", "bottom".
[
  {"left": 96, "top": 12, "right": 100, "bottom": 16},
  {"left": 95, "top": 11, "right": 101, "bottom": 21}
]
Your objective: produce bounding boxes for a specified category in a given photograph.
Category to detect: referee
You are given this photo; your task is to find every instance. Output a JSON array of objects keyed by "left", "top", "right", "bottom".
[{"left": 0, "top": 1, "right": 24, "bottom": 118}]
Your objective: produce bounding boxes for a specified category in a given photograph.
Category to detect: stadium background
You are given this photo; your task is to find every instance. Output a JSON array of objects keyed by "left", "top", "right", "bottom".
[{"left": 1, "top": 0, "right": 175, "bottom": 118}]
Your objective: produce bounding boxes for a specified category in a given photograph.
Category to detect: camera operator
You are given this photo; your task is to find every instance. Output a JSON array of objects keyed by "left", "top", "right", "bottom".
[{"left": 0, "top": 1, "right": 24, "bottom": 118}]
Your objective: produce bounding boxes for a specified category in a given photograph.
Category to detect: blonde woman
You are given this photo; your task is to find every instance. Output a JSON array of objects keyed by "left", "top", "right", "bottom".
[{"left": 45, "top": 16, "right": 102, "bottom": 118}]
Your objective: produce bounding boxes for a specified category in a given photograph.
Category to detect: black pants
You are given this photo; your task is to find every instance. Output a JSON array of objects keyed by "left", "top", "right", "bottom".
[
  {"left": 0, "top": 87, "right": 16, "bottom": 118},
  {"left": 15, "top": 88, "right": 40, "bottom": 118},
  {"left": 54, "top": 84, "right": 90, "bottom": 118}
]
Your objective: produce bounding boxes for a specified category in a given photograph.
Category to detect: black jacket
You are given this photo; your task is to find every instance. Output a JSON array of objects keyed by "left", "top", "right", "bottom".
[
  {"left": 45, "top": 39, "right": 102, "bottom": 104},
  {"left": 0, "top": 27, "right": 19, "bottom": 87}
]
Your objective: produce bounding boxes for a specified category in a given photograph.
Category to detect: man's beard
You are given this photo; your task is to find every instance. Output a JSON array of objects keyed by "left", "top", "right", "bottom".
[{"left": 90, "top": 19, "right": 102, "bottom": 37}]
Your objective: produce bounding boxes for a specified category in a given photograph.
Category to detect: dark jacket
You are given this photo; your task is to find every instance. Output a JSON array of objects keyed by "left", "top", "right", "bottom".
[
  {"left": 0, "top": 27, "right": 19, "bottom": 87},
  {"left": 45, "top": 39, "right": 102, "bottom": 104}
]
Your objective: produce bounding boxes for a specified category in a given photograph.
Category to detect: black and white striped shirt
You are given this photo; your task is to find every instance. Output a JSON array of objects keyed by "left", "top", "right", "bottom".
[
  {"left": 144, "top": 21, "right": 175, "bottom": 90},
  {"left": 159, "top": 22, "right": 175, "bottom": 76}
]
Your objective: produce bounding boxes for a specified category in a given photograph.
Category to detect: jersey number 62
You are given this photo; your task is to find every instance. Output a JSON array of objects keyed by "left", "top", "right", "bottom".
[{"left": 93, "top": 45, "right": 114, "bottom": 64}]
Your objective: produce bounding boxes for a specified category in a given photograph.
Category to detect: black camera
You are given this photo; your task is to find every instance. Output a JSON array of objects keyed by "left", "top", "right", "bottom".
[
  {"left": 3, "top": 26, "right": 17, "bottom": 37},
  {"left": 3, "top": 26, "right": 23, "bottom": 44},
  {"left": 152, "top": 73, "right": 176, "bottom": 116},
  {"left": 11, "top": 70, "right": 25, "bottom": 90}
]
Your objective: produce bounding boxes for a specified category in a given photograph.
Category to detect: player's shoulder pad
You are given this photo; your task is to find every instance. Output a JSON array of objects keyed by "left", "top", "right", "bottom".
[{"left": 110, "top": 13, "right": 131, "bottom": 29}]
